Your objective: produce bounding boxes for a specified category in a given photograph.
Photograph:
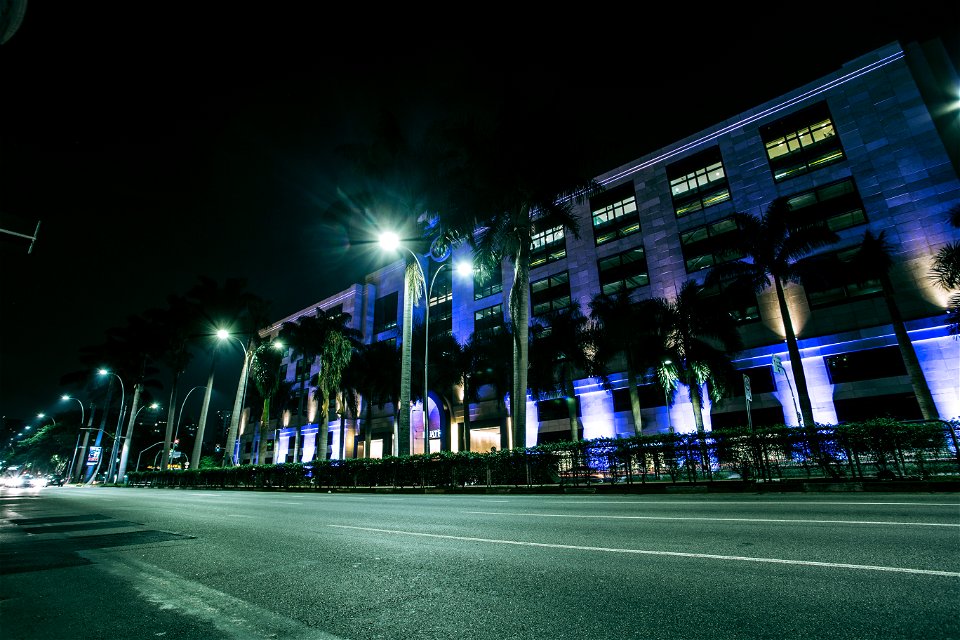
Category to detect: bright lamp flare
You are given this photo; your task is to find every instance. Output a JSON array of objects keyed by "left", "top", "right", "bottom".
[
  {"left": 217, "top": 329, "right": 229, "bottom": 340},
  {"left": 378, "top": 231, "right": 400, "bottom": 251}
]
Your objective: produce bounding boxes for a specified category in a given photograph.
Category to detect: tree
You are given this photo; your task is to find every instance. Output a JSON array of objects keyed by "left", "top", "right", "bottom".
[
  {"left": 931, "top": 204, "right": 960, "bottom": 336},
  {"left": 430, "top": 116, "right": 602, "bottom": 449},
  {"left": 306, "top": 309, "right": 359, "bottom": 462},
  {"left": 658, "top": 281, "right": 743, "bottom": 435},
  {"left": 222, "top": 296, "right": 271, "bottom": 467},
  {"left": 249, "top": 342, "right": 284, "bottom": 465},
  {"left": 589, "top": 292, "right": 673, "bottom": 435},
  {"left": 707, "top": 197, "right": 839, "bottom": 429},
  {"left": 528, "top": 306, "right": 595, "bottom": 442},
  {"left": 278, "top": 310, "right": 327, "bottom": 461},
  {"left": 846, "top": 230, "right": 939, "bottom": 420},
  {"left": 347, "top": 340, "right": 400, "bottom": 458}
]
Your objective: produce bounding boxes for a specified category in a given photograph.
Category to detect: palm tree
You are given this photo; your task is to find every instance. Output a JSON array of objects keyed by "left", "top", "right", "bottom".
[
  {"left": 306, "top": 309, "right": 359, "bottom": 462},
  {"left": 348, "top": 340, "right": 401, "bottom": 458},
  {"left": 278, "top": 310, "right": 326, "bottom": 461},
  {"left": 589, "top": 292, "right": 673, "bottom": 435},
  {"left": 657, "top": 281, "right": 743, "bottom": 435},
  {"left": 430, "top": 116, "right": 602, "bottom": 450},
  {"left": 846, "top": 230, "right": 939, "bottom": 419},
  {"left": 528, "top": 306, "right": 595, "bottom": 442},
  {"left": 931, "top": 204, "right": 960, "bottom": 336},
  {"left": 249, "top": 341, "right": 284, "bottom": 464},
  {"left": 222, "top": 296, "right": 271, "bottom": 467},
  {"left": 707, "top": 197, "right": 839, "bottom": 429}
]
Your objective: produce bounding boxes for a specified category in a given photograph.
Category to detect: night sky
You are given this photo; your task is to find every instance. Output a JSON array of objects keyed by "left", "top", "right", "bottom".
[{"left": 1, "top": 3, "right": 957, "bottom": 426}]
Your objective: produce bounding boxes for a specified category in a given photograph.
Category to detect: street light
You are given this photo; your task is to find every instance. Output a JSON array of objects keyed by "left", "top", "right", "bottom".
[
  {"left": 218, "top": 329, "right": 252, "bottom": 467},
  {"left": 379, "top": 231, "right": 471, "bottom": 456},
  {"left": 61, "top": 395, "right": 85, "bottom": 483},
  {"left": 173, "top": 386, "right": 205, "bottom": 462},
  {"left": 115, "top": 402, "right": 160, "bottom": 482},
  {"left": 98, "top": 369, "right": 126, "bottom": 483}
]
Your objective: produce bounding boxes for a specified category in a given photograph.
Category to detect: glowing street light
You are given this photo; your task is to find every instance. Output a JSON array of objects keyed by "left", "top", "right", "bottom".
[
  {"left": 62, "top": 395, "right": 87, "bottom": 483},
  {"left": 98, "top": 369, "right": 126, "bottom": 482},
  {"left": 116, "top": 402, "right": 160, "bottom": 481}
]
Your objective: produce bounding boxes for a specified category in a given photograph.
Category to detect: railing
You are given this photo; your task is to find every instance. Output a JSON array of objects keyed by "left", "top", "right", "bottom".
[{"left": 126, "top": 418, "right": 959, "bottom": 490}]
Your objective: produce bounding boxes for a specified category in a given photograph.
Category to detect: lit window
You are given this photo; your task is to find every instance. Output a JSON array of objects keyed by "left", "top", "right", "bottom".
[
  {"left": 760, "top": 102, "right": 845, "bottom": 183},
  {"left": 591, "top": 182, "right": 640, "bottom": 246},
  {"left": 667, "top": 147, "right": 731, "bottom": 217}
]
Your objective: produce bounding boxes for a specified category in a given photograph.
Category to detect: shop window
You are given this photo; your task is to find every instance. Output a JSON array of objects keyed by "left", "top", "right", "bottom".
[
  {"left": 536, "top": 396, "right": 581, "bottom": 421},
  {"left": 833, "top": 393, "right": 922, "bottom": 422},
  {"left": 805, "top": 247, "right": 882, "bottom": 308}
]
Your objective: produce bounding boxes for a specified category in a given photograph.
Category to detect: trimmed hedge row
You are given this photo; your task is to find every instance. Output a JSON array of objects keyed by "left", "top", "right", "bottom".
[{"left": 126, "top": 418, "right": 960, "bottom": 489}]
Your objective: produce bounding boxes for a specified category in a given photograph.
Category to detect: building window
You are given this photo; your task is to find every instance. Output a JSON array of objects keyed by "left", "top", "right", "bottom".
[
  {"left": 474, "top": 265, "right": 503, "bottom": 300},
  {"left": 785, "top": 178, "right": 867, "bottom": 232},
  {"left": 825, "top": 346, "right": 906, "bottom": 384},
  {"left": 531, "top": 272, "right": 571, "bottom": 317},
  {"left": 728, "top": 366, "right": 777, "bottom": 397},
  {"left": 598, "top": 248, "right": 649, "bottom": 295},
  {"left": 804, "top": 247, "right": 882, "bottom": 308},
  {"left": 428, "top": 267, "right": 453, "bottom": 337},
  {"left": 667, "top": 147, "right": 731, "bottom": 217},
  {"left": 474, "top": 304, "right": 503, "bottom": 339},
  {"left": 373, "top": 292, "right": 398, "bottom": 334},
  {"left": 679, "top": 217, "right": 743, "bottom": 272},
  {"left": 701, "top": 276, "right": 760, "bottom": 323},
  {"left": 530, "top": 225, "right": 567, "bottom": 269},
  {"left": 591, "top": 182, "right": 640, "bottom": 246},
  {"left": 536, "top": 397, "right": 581, "bottom": 421},
  {"left": 612, "top": 382, "right": 667, "bottom": 410},
  {"left": 760, "top": 101, "right": 845, "bottom": 183}
]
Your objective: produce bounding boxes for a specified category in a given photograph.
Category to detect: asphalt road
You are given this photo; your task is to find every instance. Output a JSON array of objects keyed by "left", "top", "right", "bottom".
[{"left": 1, "top": 486, "right": 958, "bottom": 640}]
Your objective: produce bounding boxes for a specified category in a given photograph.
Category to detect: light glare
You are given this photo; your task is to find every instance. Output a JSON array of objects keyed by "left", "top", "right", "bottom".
[{"left": 379, "top": 231, "right": 400, "bottom": 251}]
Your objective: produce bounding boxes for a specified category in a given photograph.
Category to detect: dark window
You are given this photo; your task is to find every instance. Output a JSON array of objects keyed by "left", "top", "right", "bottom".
[
  {"left": 785, "top": 178, "right": 867, "bottom": 232},
  {"left": 598, "top": 248, "right": 649, "bottom": 295},
  {"left": 530, "top": 225, "right": 567, "bottom": 269},
  {"left": 833, "top": 393, "right": 922, "bottom": 422},
  {"left": 804, "top": 247, "right": 882, "bottom": 308},
  {"left": 711, "top": 405, "right": 787, "bottom": 429},
  {"left": 373, "top": 292, "right": 398, "bottom": 334},
  {"left": 612, "top": 383, "right": 667, "bottom": 410},
  {"left": 323, "top": 304, "right": 343, "bottom": 318},
  {"left": 244, "top": 441, "right": 252, "bottom": 453},
  {"left": 591, "top": 182, "right": 640, "bottom": 246},
  {"left": 761, "top": 102, "right": 845, "bottom": 183},
  {"left": 727, "top": 366, "right": 777, "bottom": 397},
  {"left": 474, "top": 304, "right": 503, "bottom": 339},
  {"left": 825, "top": 346, "right": 906, "bottom": 384},
  {"left": 474, "top": 266, "right": 503, "bottom": 300},
  {"left": 536, "top": 397, "right": 581, "bottom": 421},
  {"left": 680, "top": 217, "right": 743, "bottom": 272},
  {"left": 530, "top": 272, "right": 571, "bottom": 316},
  {"left": 428, "top": 266, "right": 453, "bottom": 337},
  {"left": 667, "top": 147, "right": 731, "bottom": 217},
  {"left": 701, "top": 276, "right": 760, "bottom": 323}
]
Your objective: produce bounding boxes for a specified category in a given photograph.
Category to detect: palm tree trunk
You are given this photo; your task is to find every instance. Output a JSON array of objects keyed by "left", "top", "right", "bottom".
[
  {"left": 161, "top": 376, "right": 180, "bottom": 471},
  {"left": 510, "top": 254, "right": 530, "bottom": 450},
  {"left": 398, "top": 261, "right": 417, "bottom": 456},
  {"left": 461, "top": 378, "right": 472, "bottom": 452},
  {"left": 688, "top": 378, "right": 705, "bottom": 434},
  {"left": 317, "top": 391, "right": 330, "bottom": 461},
  {"left": 565, "top": 379, "right": 579, "bottom": 442},
  {"left": 257, "top": 397, "right": 271, "bottom": 464},
  {"left": 223, "top": 347, "right": 252, "bottom": 467},
  {"left": 774, "top": 279, "right": 816, "bottom": 428},
  {"left": 626, "top": 364, "right": 643, "bottom": 435},
  {"left": 116, "top": 383, "right": 144, "bottom": 480},
  {"left": 881, "top": 276, "right": 939, "bottom": 420},
  {"left": 192, "top": 353, "right": 218, "bottom": 472}
]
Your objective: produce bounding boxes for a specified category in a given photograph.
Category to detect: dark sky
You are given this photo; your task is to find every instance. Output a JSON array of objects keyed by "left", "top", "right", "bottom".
[{"left": 1, "top": 3, "right": 957, "bottom": 425}]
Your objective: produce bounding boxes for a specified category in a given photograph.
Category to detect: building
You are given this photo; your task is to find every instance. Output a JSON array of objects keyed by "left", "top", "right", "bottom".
[{"left": 234, "top": 39, "right": 960, "bottom": 464}]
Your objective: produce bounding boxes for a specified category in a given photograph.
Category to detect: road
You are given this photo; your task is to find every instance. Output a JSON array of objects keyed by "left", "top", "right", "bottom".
[{"left": 1, "top": 486, "right": 958, "bottom": 640}]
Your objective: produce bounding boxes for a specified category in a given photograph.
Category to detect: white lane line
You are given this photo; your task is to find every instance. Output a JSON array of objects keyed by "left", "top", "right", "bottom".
[
  {"left": 557, "top": 500, "right": 960, "bottom": 507},
  {"left": 464, "top": 511, "right": 959, "bottom": 527},
  {"left": 227, "top": 514, "right": 254, "bottom": 518},
  {"left": 328, "top": 524, "right": 960, "bottom": 577},
  {"left": 274, "top": 501, "right": 303, "bottom": 505}
]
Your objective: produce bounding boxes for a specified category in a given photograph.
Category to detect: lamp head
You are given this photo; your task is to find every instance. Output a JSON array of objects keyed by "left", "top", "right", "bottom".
[
  {"left": 216, "top": 329, "right": 229, "bottom": 340},
  {"left": 378, "top": 231, "right": 400, "bottom": 252}
]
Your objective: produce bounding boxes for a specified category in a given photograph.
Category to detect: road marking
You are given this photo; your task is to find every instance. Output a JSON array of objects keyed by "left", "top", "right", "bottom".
[
  {"left": 227, "top": 514, "right": 254, "bottom": 518},
  {"left": 548, "top": 501, "right": 960, "bottom": 507},
  {"left": 328, "top": 524, "right": 960, "bottom": 577},
  {"left": 464, "top": 511, "right": 959, "bottom": 527}
]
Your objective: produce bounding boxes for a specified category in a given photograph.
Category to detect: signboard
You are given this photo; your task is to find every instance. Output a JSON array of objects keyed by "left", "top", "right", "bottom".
[
  {"left": 428, "top": 429, "right": 441, "bottom": 440},
  {"left": 772, "top": 354, "right": 785, "bottom": 375},
  {"left": 743, "top": 374, "right": 752, "bottom": 402},
  {"left": 86, "top": 446, "right": 101, "bottom": 466}
]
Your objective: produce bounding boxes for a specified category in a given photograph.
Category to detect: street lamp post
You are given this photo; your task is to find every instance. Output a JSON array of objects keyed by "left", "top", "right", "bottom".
[
  {"left": 61, "top": 396, "right": 85, "bottom": 483},
  {"left": 98, "top": 369, "right": 125, "bottom": 483},
  {"left": 191, "top": 338, "right": 223, "bottom": 473},
  {"left": 116, "top": 402, "right": 159, "bottom": 481},
  {"left": 170, "top": 385, "right": 204, "bottom": 467},
  {"left": 379, "top": 231, "right": 471, "bottom": 457},
  {"left": 217, "top": 330, "right": 252, "bottom": 467},
  {"left": 135, "top": 440, "right": 166, "bottom": 472}
]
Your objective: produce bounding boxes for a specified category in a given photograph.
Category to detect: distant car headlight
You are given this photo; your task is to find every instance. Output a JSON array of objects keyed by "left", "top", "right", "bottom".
[{"left": 28, "top": 477, "right": 48, "bottom": 487}]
